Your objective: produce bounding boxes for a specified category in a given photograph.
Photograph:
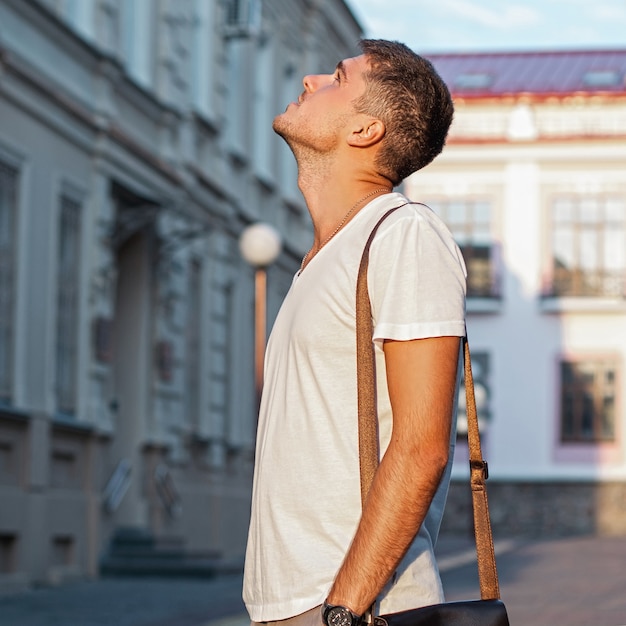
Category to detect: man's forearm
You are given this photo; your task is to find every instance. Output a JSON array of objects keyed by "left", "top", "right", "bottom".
[
  {"left": 326, "top": 336, "right": 460, "bottom": 617},
  {"left": 326, "top": 437, "right": 449, "bottom": 615}
]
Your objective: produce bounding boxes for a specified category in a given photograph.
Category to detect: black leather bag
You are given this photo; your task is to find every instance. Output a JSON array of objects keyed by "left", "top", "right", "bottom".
[
  {"left": 374, "top": 599, "right": 509, "bottom": 626},
  {"left": 356, "top": 208, "right": 510, "bottom": 626}
]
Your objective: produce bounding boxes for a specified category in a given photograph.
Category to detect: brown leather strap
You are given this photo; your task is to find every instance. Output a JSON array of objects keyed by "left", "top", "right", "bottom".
[
  {"left": 464, "top": 339, "right": 501, "bottom": 599},
  {"left": 356, "top": 205, "right": 501, "bottom": 601},
  {"left": 356, "top": 207, "right": 402, "bottom": 504}
]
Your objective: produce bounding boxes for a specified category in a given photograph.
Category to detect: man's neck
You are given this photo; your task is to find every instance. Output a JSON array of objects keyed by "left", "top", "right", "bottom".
[{"left": 297, "top": 161, "right": 392, "bottom": 248}]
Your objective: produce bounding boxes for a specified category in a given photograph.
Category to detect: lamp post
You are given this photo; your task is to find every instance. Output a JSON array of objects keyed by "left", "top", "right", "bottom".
[{"left": 239, "top": 223, "right": 282, "bottom": 409}]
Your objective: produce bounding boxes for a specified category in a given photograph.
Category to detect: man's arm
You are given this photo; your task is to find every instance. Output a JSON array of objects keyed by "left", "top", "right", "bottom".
[{"left": 326, "top": 335, "right": 461, "bottom": 616}]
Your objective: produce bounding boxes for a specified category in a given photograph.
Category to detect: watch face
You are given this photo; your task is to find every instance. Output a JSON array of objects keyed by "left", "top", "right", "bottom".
[{"left": 327, "top": 606, "right": 353, "bottom": 626}]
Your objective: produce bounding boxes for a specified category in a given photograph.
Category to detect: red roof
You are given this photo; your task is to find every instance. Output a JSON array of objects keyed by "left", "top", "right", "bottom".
[{"left": 425, "top": 49, "right": 626, "bottom": 98}]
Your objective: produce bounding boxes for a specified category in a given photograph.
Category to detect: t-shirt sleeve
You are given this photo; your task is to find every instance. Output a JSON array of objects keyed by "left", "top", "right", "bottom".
[{"left": 368, "top": 207, "right": 467, "bottom": 344}]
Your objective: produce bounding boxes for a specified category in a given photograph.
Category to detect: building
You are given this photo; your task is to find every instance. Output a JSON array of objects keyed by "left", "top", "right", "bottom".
[
  {"left": 0, "top": 0, "right": 362, "bottom": 589},
  {"left": 406, "top": 49, "right": 626, "bottom": 537}
]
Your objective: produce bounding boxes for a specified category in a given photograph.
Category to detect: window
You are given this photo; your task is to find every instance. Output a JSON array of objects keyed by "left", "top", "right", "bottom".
[
  {"left": 225, "top": 38, "right": 248, "bottom": 157},
  {"left": 222, "top": 0, "right": 261, "bottom": 37},
  {"left": 53, "top": 0, "right": 95, "bottom": 42},
  {"left": 0, "top": 161, "right": 18, "bottom": 404},
  {"left": 252, "top": 36, "right": 274, "bottom": 182},
  {"left": 192, "top": 0, "right": 218, "bottom": 119},
  {"left": 454, "top": 73, "right": 493, "bottom": 90},
  {"left": 55, "top": 194, "right": 82, "bottom": 416},
  {"left": 457, "top": 351, "right": 490, "bottom": 437},
  {"left": 0, "top": 534, "right": 17, "bottom": 573},
  {"left": 278, "top": 62, "right": 300, "bottom": 201},
  {"left": 548, "top": 196, "right": 625, "bottom": 298},
  {"left": 121, "top": 0, "right": 153, "bottom": 89},
  {"left": 185, "top": 258, "right": 202, "bottom": 428},
  {"left": 209, "top": 278, "right": 234, "bottom": 442},
  {"left": 582, "top": 70, "right": 622, "bottom": 88},
  {"left": 560, "top": 358, "right": 618, "bottom": 443},
  {"left": 430, "top": 199, "right": 499, "bottom": 298}
]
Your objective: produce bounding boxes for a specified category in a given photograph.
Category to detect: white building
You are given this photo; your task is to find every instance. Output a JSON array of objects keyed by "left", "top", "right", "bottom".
[
  {"left": 0, "top": 0, "right": 362, "bottom": 588},
  {"left": 406, "top": 49, "right": 626, "bottom": 537}
]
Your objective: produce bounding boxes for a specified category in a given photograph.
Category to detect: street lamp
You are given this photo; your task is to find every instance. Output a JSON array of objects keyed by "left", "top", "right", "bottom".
[{"left": 239, "top": 223, "right": 282, "bottom": 408}]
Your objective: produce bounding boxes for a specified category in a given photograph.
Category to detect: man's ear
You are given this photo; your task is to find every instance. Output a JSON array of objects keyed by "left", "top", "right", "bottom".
[{"left": 347, "top": 116, "right": 385, "bottom": 148}]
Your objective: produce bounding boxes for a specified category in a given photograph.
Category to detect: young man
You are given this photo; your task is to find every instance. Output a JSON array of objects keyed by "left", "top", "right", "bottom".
[{"left": 243, "top": 40, "right": 466, "bottom": 626}]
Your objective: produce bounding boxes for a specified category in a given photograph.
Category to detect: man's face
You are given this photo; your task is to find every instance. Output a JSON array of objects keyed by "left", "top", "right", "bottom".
[{"left": 273, "top": 54, "right": 370, "bottom": 154}]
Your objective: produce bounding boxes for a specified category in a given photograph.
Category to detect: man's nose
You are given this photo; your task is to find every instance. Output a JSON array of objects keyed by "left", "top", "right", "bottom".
[{"left": 302, "top": 73, "right": 331, "bottom": 93}]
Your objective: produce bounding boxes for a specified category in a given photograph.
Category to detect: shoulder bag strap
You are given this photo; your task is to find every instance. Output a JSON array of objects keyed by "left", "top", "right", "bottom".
[{"left": 356, "top": 206, "right": 501, "bottom": 601}]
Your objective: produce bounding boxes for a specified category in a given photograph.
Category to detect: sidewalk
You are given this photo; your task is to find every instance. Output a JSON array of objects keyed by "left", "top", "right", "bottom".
[
  {"left": 442, "top": 534, "right": 626, "bottom": 626},
  {"left": 1, "top": 535, "right": 626, "bottom": 626}
]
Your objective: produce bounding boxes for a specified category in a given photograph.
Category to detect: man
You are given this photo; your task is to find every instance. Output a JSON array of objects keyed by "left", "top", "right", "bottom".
[{"left": 243, "top": 40, "right": 466, "bottom": 626}]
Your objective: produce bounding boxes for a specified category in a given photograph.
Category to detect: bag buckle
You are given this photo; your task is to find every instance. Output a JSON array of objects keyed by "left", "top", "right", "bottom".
[{"left": 469, "top": 459, "right": 489, "bottom": 480}]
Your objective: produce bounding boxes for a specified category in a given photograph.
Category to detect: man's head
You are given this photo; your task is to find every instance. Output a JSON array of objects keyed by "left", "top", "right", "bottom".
[
  {"left": 272, "top": 55, "right": 372, "bottom": 161},
  {"left": 355, "top": 39, "right": 454, "bottom": 185}
]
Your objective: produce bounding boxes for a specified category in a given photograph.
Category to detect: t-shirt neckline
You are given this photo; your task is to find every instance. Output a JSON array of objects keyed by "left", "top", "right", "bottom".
[{"left": 295, "top": 192, "right": 403, "bottom": 280}]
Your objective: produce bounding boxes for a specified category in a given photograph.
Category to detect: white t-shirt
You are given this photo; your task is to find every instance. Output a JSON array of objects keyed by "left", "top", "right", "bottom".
[{"left": 243, "top": 193, "right": 467, "bottom": 622}]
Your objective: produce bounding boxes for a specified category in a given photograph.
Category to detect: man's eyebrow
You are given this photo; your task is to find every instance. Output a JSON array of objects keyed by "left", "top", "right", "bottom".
[{"left": 335, "top": 60, "right": 348, "bottom": 81}]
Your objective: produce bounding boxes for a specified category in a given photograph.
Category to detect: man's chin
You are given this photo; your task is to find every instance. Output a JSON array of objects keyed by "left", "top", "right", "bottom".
[{"left": 272, "top": 115, "right": 290, "bottom": 139}]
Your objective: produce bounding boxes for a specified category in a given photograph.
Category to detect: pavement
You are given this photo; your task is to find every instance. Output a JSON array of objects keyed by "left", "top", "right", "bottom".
[{"left": 1, "top": 534, "right": 626, "bottom": 626}]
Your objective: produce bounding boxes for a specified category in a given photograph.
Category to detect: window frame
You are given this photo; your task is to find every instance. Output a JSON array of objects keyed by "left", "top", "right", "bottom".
[
  {"left": 558, "top": 355, "right": 620, "bottom": 444},
  {"left": 185, "top": 256, "right": 202, "bottom": 430},
  {"left": 54, "top": 188, "right": 84, "bottom": 418},
  {"left": 456, "top": 349, "right": 491, "bottom": 439},
  {"left": 426, "top": 197, "right": 502, "bottom": 300},
  {"left": 0, "top": 159, "right": 19, "bottom": 405},
  {"left": 543, "top": 193, "right": 626, "bottom": 300}
]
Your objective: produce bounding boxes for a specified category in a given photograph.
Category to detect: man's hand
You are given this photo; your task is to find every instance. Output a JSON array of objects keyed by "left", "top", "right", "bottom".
[{"left": 326, "top": 335, "right": 461, "bottom": 615}]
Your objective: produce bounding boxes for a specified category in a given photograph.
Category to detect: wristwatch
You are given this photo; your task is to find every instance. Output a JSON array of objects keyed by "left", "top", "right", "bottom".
[{"left": 322, "top": 602, "right": 363, "bottom": 626}]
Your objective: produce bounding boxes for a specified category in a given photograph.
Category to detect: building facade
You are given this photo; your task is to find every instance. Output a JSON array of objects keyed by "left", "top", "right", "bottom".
[
  {"left": 0, "top": 0, "right": 362, "bottom": 588},
  {"left": 406, "top": 50, "right": 626, "bottom": 537}
]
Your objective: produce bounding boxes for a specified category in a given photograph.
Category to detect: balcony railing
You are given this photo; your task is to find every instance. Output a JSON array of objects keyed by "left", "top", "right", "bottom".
[{"left": 547, "top": 267, "right": 625, "bottom": 298}]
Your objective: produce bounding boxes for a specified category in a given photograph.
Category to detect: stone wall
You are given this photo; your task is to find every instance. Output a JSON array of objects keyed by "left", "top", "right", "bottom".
[{"left": 441, "top": 480, "right": 626, "bottom": 538}]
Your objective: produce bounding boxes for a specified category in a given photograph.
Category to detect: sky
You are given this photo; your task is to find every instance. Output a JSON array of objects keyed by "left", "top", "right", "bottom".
[{"left": 346, "top": 0, "right": 626, "bottom": 54}]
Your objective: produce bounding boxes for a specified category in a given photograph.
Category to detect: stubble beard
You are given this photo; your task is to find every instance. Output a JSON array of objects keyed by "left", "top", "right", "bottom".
[
  {"left": 272, "top": 113, "right": 290, "bottom": 142},
  {"left": 272, "top": 109, "right": 303, "bottom": 145},
  {"left": 272, "top": 108, "right": 348, "bottom": 165},
  {"left": 272, "top": 113, "right": 318, "bottom": 166}
]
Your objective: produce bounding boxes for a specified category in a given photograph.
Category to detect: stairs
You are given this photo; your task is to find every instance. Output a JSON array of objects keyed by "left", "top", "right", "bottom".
[{"left": 99, "top": 527, "right": 242, "bottom": 578}]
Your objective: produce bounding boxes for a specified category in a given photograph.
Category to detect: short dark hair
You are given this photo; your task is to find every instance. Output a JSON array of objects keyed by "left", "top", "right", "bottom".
[{"left": 354, "top": 39, "right": 454, "bottom": 185}]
